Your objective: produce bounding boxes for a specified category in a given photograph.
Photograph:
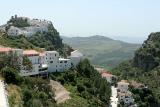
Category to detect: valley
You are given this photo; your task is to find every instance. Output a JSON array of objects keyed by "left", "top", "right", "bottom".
[{"left": 62, "top": 36, "right": 140, "bottom": 69}]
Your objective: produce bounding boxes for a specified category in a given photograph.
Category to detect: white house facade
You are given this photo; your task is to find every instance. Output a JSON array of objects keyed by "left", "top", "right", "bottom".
[
  {"left": 59, "top": 58, "right": 71, "bottom": 72},
  {"left": 101, "top": 72, "right": 114, "bottom": 83},
  {"left": 69, "top": 50, "right": 84, "bottom": 67},
  {"left": 117, "top": 80, "right": 135, "bottom": 106},
  {"left": 0, "top": 47, "right": 83, "bottom": 77},
  {"left": 117, "top": 80, "right": 129, "bottom": 93},
  {"left": 6, "top": 17, "right": 50, "bottom": 37},
  {"left": 46, "top": 51, "right": 59, "bottom": 72}
]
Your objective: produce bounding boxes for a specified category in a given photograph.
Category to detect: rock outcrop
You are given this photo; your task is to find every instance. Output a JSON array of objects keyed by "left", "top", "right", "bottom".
[
  {"left": 0, "top": 15, "right": 53, "bottom": 37},
  {"left": 49, "top": 80, "right": 70, "bottom": 104}
]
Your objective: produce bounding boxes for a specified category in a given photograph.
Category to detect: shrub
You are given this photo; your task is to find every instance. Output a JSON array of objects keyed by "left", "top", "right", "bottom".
[
  {"left": 26, "top": 99, "right": 43, "bottom": 107},
  {"left": 1, "top": 67, "right": 22, "bottom": 84},
  {"left": 38, "top": 91, "right": 48, "bottom": 101},
  {"left": 81, "top": 91, "right": 90, "bottom": 99},
  {"left": 77, "top": 84, "right": 85, "bottom": 93},
  {"left": 23, "top": 89, "right": 32, "bottom": 103},
  {"left": 57, "top": 78, "right": 65, "bottom": 85}
]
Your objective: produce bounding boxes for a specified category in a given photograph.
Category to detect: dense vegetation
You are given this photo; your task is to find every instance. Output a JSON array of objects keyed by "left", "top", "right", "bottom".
[
  {"left": 112, "top": 32, "right": 160, "bottom": 107},
  {"left": 50, "top": 59, "right": 111, "bottom": 107},
  {"left": 27, "top": 32, "right": 73, "bottom": 57},
  {"left": 0, "top": 53, "right": 55, "bottom": 107},
  {"left": 0, "top": 31, "right": 72, "bottom": 57},
  {"left": 134, "top": 32, "right": 160, "bottom": 71},
  {"left": 62, "top": 35, "right": 140, "bottom": 69}
]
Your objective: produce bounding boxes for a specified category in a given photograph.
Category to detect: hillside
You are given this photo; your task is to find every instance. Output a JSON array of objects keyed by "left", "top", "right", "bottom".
[
  {"left": 0, "top": 16, "right": 111, "bottom": 107},
  {"left": 0, "top": 15, "right": 73, "bottom": 56},
  {"left": 112, "top": 32, "right": 160, "bottom": 106},
  {"left": 62, "top": 35, "right": 140, "bottom": 69}
]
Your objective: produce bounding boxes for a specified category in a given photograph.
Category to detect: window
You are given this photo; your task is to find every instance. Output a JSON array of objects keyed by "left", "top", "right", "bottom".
[
  {"left": 50, "top": 61, "right": 53, "bottom": 63},
  {"left": 64, "top": 61, "right": 67, "bottom": 63},
  {"left": 39, "top": 68, "right": 48, "bottom": 71},
  {"left": 55, "top": 54, "right": 56, "bottom": 57},
  {"left": 60, "top": 61, "right": 62, "bottom": 63}
]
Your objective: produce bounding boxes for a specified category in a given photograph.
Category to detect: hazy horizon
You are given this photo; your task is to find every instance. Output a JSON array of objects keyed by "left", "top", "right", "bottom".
[
  {"left": 1, "top": 0, "right": 160, "bottom": 43},
  {"left": 62, "top": 35, "right": 146, "bottom": 44}
]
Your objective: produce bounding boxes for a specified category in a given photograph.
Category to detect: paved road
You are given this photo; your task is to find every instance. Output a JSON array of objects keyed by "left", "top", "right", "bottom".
[
  {"left": 110, "top": 86, "right": 118, "bottom": 107},
  {"left": 0, "top": 81, "right": 8, "bottom": 107}
]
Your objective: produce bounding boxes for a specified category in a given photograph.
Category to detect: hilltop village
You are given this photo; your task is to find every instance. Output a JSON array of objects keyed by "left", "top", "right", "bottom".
[
  {"left": 0, "top": 15, "right": 112, "bottom": 107},
  {"left": 0, "top": 15, "right": 51, "bottom": 37},
  {"left": 0, "top": 15, "right": 151, "bottom": 107}
]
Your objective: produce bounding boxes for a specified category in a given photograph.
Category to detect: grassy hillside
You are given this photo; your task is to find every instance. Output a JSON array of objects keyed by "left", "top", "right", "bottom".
[
  {"left": 0, "top": 31, "right": 73, "bottom": 56},
  {"left": 62, "top": 35, "right": 140, "bottom": 69}
]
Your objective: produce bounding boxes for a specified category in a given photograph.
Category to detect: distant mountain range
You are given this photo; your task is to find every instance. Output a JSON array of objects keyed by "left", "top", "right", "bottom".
[{"left": 62, "top": 35, "right": 141, "bottom": 69}]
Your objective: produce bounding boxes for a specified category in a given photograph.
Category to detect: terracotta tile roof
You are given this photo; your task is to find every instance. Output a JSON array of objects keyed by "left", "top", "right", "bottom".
[
  {"left": 23, "top": 50, "right": 39, "bottom": 55},
  {"left": 130, "top": 81, "right": 145, "bottom": 89},
  {"left": 102, "top": 72, "right": 113, "bottom": 77},
  {"left": 70, "top": 50, "right": 83, "bottom": 57},
  {"left": 118, "top": 80, "right": 129, "bottom": 85},
  {"left": 95, "top": 67, "right": 110, "bottom": 74},
  {"left": 39, "top": 53, "right": 45, "bottom": 56},
  {"left": 0, "top": 47, "right": 12, "bottom": 52}
]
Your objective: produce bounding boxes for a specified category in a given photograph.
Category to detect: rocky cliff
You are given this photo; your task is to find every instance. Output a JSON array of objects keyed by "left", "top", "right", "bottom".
[{"left": 134, "top": 32, "right": 160, "bottom": 71}]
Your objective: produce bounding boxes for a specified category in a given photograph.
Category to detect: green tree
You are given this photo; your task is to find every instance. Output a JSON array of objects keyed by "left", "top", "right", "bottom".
[
  {"left": 23, "top": 56, "right": 32, "bottom": 70},
  {"left": 77, "top": 84, "right": 85, "bottom": 93},
  {"left": 1, "top": 67, "right": 22, "bottom": 84},
  {"left": 26, "top": 99, "right": 43, "bottom": 107}
]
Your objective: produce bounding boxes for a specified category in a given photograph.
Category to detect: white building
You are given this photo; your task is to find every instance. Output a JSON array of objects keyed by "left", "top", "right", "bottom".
[
  {"left": 21, "top": 50, "right": 48, "bottom": 76},
  {"left": 0, "top": 47, "right": 12, "bottom": 55},
  {"left": 117, "top": 80, "right": 135, "bottom": 106},
  {"left": 118, "top": 91, "right": 134, "bottom": 105},
  {"left": 69, "top": 50, "right": 83, "bottom": 67},
  {"left": 59, "top": 58, "right": 71, "bottom": 72},
  {"left": 46, "top": 51, "right": 59, "bottom": 72},
  {"left": 6, "top": 17, "right": 50, "bottom": 37},
  {"left": 0, "top": 47, "right": 83, "bottom": 76},
  {"left": 101, "top": 72, "right": 115, "bottom": 83},
  {"left": 117, "top": 80, "right": 129, "bottom": 93}
]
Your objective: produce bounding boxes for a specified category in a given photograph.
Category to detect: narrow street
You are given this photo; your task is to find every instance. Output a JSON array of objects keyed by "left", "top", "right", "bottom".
[
  {"left": 0, "top": 80, "right": 9, "bottom": 107},
  {"left": 110, "top": 86, "right": 118, "bottom": 107}
]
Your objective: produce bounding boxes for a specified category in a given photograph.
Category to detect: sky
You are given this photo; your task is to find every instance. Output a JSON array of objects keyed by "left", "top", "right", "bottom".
[{"left": 1, "top": 0, "right": 160, "bottom": 43}]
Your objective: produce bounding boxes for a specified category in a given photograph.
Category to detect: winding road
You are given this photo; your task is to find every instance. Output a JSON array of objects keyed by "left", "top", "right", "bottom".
[
  {"left": 0, "top": 80, "right": 9, "bottom": 107},
  {"left": 110, "top": 86, "right": 118, "bottom": 107}
]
